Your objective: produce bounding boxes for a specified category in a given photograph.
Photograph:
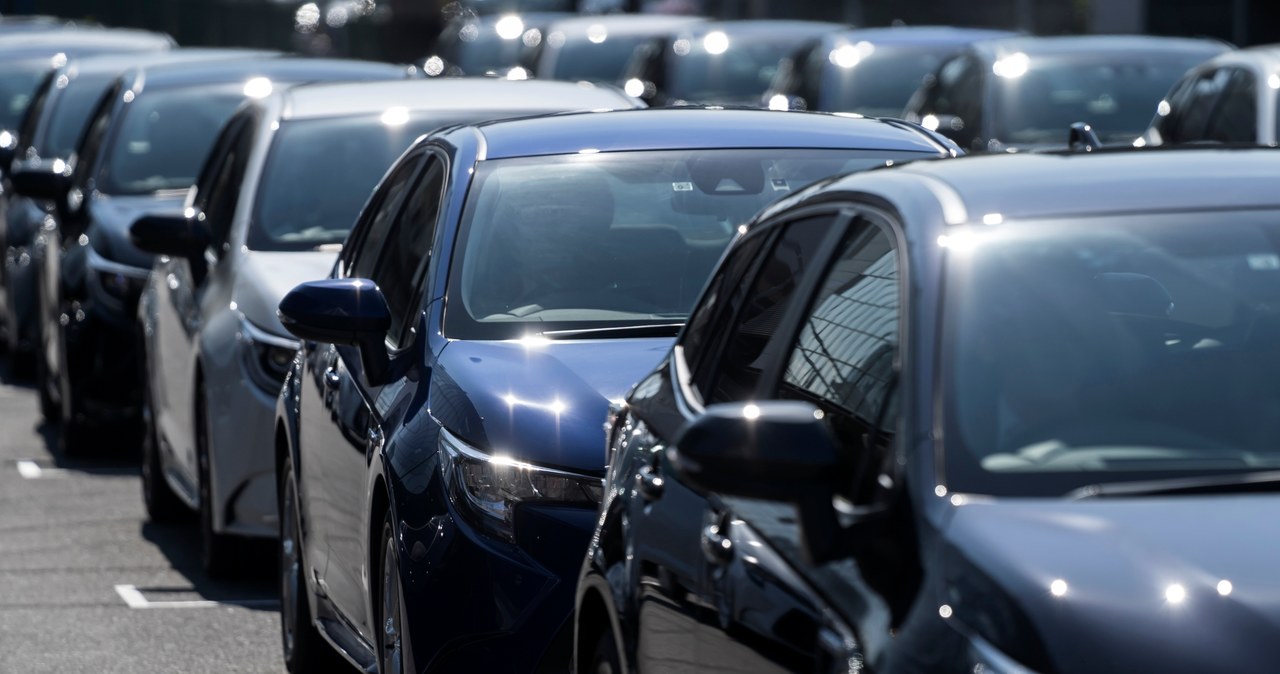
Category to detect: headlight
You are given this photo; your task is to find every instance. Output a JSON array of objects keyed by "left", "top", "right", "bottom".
[
  {"left": 439, "top": 427, "right": 603, "bottom": 542},
  {"left": 238, "top": 316, "right": 298, "bottom": 394}
]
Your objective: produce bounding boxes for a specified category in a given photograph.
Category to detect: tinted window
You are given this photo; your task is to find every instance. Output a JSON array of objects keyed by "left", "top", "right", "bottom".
[
  {"left": 0, "top": 61, "right": 50, "bottom": 129},
  {"left": 372, "top": 158, "right": 446, "bottom": 347},
  {"left": 1205, "top": 68, "right": 1257, "bottom": 143},
  {"left": 346, "top": 157, "right": 419, "bottom": 281},
  {"left": 823, "top": 44, "right": 956, "bottom": 116},
  {"left": 198, "top": 115, "right": 255, "bottom": 254},
  {"left": 927, "top": 55, "right": 981, "bottom": 146},
  {"left": 41, "top": 72, "right": 116, "bottom": 158},
  {"left": 551, "top": 34, "right": 653, "bottom": 81},
  {"left": 680, "top": 231, "right": 768, "bottom": 390},
  {"left": 666, "top": 35, "right": 808, "bottom": 103},
  {"left": 1159, "top": 68, "right": 1225, "bottom": 144},
  {"left": 251, "top": 115, "right": 453, "bottom": 252},
  {"left": 697, "top": 216, "right": 831, "bottom": 404},
  {"left": 98, "top": 84, "right": 245, "bottom": 194}
]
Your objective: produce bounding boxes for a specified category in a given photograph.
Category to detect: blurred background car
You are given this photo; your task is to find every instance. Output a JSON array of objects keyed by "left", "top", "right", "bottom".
[
  {"left": 131, "top": 77, "right": 643, "bottom": 582},
  {"left": 1140, "top": 44, "right": 1280, "bottom": 147},
  {"left": 9, "top": 56, "right": 412, "bottom": 454},
  {"left": 0, "top": 48, "right": 277, "bottom": 369},
  {"left": 421, "top": 10, "right": 572, "bottom": 77},
  {"left": 762, "top": 25, "right": 1018, "bottom": 116},
  {"left": 619, "top": 19, "right": 842, "bottom": 106},
  {"left": 902, "top": 35, "right": 1230, "bottom": 152},
  {"left": 579, "top": 144, "right": 1280, "bottom": 674},
  {"left": 275, "top": 106, "right": 954, "bottom": 674},
  {"left": 528, "top": 13, "right": 706, "bottom": 83}
]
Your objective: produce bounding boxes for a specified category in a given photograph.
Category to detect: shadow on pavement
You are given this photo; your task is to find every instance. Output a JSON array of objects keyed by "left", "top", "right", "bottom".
[
  {"left": 138, "top": 521, "right": 279, "bottom": 611},
  {"left": 0, "top": 349, "right": 36, "bottom": 390}
]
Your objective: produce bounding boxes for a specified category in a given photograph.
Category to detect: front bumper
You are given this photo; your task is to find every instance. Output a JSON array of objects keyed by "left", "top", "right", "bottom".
[{"left": 205, "top": 363, "right": 280, "bottom": 539}]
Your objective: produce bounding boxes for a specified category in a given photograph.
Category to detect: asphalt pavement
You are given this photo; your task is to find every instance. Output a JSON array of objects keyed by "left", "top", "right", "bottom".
[{"left": 0, "top": 360, "right": 287, "bottom": 673}]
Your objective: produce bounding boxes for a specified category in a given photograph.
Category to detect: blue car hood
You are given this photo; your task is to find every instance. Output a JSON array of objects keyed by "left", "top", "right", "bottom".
[
  {"left": 944, "top": 496, "right": 1280, "bottom": 673},
  {"left": 430, "top": 337, "right": 673, "bottom": 475},
  {"left": 86, "top": 191, "right": 186, "bottom": 269}
]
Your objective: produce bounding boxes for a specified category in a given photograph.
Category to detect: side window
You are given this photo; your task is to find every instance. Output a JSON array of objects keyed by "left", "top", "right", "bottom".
[
  {"left": 16, "top": 72, "right": 53, "bottom": 157},
  {"left": 924, "top": 55, "right": 981, "bottom": 148},
  {"left": 369, "top": 157, "right": 446, "bottom": 348},
  {"left": 797, "top": 45, "right": 825, "bottom": 110},
  {"left": 680, "top": 231, "right": 769, "bottom": 383},
  {"left": 344, "top": 155, "right": 421, "bottom": 280},
  {"left": 1166, "top": 69, "right": 1228, "bottom": 143},
  {"left": 194, "top": 114, "right": 255, "bottom": 256},
  {"left": 70, "top": 84, "right": 119, "bottom": 192},
  {"left": 776, "top": 217, "right": 900, "bottom": 503},
  {"left": 1205, "top": 68, "right": 1257, "bottom": 143},
  {"left": 694, "top": 216, "right": 834, "bottom": 405}
]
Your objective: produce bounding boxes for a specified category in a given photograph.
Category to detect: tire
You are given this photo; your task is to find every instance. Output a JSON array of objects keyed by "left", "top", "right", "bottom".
[
  {"left": 197, "top": 388, "right": 242, "bottom": 578},
  {"left": 588, "top": 625, "right": 623, "bottom": 674},
  {"left": 377, "top": 511, "right": 405, "bottom": 674},
  {"left": 279, "top": 455, "right": 343, "bottom": 673},
  {"left": 140, "top": 381, "right": 183, "bottom": 523},
  {"left": 35, "top": 343, "right": 57, "bottom": 423}
]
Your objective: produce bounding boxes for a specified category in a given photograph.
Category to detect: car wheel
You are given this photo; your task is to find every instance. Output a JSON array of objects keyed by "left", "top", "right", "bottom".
[
  {"left": 35, "top": 341, "right": 57, "bottom": 423},
  {"left": 197, "top": 388, "right": 241, "bottom": 577},
  {"left": 279, "top": 454, "right": 342, "bottom": 672},
  {"left": 141, "top": 380, "right": 182, "bottom": 523},
  {"left": 588, "top": 625, "right": 623, "bottom": 674},
  {"left": 377, "top": 512, "right": 404, "bottom": 674}
]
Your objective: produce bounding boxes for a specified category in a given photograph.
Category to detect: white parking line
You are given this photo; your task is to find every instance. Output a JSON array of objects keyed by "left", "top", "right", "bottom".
[
  {"left": 16, "top": 460, "right": 42, "bottom": 479},
  {"left": 113, "top": 584, "right": 279, "bottom": 610}
]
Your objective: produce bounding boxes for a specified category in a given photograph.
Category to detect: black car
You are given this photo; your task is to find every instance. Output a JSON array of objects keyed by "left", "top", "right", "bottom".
[
  {"left": 9, "top": 56, "right": 412, "bottom": 453},
  {"left": 577, "top": 146, "right": 1280, "bottom": 673},
  {"left": 902, "top": 35, "right": 1228, "bottom": 152},
  {"left": 422, "top": 11, "right": 572, "bottom": 78},
  {"left": 0, "top": 48, "right": 277, "bottom": 364},
  {"left": 619, "top": 20, "right": 842, "bottom": 107},
  {"left": 274, "top": 108, "right": 953, "bottom": 674}
]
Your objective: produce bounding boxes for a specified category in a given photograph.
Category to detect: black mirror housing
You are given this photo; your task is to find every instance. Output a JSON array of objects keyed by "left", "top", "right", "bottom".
[
  {"left": 129, "top": 212, "right": 209, "bottom": 259},
  {"left": 9, "top": 161, "right": 71, "bottom": 202},
  {"left": 278, "top": 278, "right": 393, "bottom": 386}
]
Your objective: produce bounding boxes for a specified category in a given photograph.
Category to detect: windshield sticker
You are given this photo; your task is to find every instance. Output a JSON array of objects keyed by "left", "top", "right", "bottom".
[
  {"left": 672, "top": 182, "right": 693, "bottom": 192},
  {"left": 1248, "top": 254, "right": 1280, "bottom": 270},
  {"left": 771, "top": 178, "right": 790, "bottom": 192}
]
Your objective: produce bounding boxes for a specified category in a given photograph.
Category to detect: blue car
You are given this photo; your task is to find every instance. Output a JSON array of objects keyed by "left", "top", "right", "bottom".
[{"left": 274, "top": 108, "right": 954, "bottom": 673}]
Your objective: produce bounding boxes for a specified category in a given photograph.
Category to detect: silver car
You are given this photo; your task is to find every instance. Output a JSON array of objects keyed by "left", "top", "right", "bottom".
[
  {"left": 1141, "top": 44, "right": 1279, "bottom": 147},
  {"left": 133, "top": 78, "right": 641, "bottom": 576}
]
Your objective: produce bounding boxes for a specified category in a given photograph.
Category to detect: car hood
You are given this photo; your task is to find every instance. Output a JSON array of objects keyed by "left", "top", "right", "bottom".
[
  {"left": 86, "top": 191, "right": 186, "bottom": 269},
  {"left": 943, "top": 496, "right": 1280, "bottom": 673},
  {"left": 234, "top": 250, "right": 336, "bottom": 337},
  {"left": 430, "top": 337, "right": 673, "bottom": 475}
]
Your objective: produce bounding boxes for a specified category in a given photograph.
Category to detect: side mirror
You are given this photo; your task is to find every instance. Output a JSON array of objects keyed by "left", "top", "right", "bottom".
[
  {"left": 129, "top": 212, "right": 209, "bottom": 259},
  {"left": 9, "top": 160, "right": 71, "bottom": 202},
  {"left": 1068, "top": 121, "right": 1102, "bottom": 152},
  {"left": 278, "top": 278, "right": 392, "bottom": 386},
  {"left": 0, "top": 129, "right": 17, "bottom": 175}
]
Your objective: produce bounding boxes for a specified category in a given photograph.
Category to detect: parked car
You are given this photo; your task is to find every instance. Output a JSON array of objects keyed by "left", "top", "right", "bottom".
[
  {"left": 1140, "top": 44, "right": 1280, "bottom": 147},
  {"left": 131, "top": 78, "right": 641, "bottom": 579},
  {"left": 421, "top": 11, "right": 572, "bottom": 77},
  {"left": 8, "top": 56, "right": 412, "bottom": 454},
  {"left": 619, "top": 20, "right": 842, "bottom": 107},
  {"left": 577, "top": 145, "right": 1280, "bottom": 674},
  {"left": 274, "top": 108, "right": 954, "bottom": 673},
  {"left": 0, "top": 48, "right": 278, "bottom": 366},
  {"left": 902, "top": 35, "right": 1229, "bottom": 152},
  {"left": 762, "top": 26, "right": 1017, "bottom": 116},
  {"left": 528, "top": 14, "right": 706, "bottom": 83}
]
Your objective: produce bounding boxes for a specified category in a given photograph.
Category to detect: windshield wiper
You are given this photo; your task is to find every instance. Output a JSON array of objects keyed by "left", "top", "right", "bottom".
[
  {"left": 539, "top": 323, "right": 684, "bottom": 339},
  {"left": 1068, "top": 470, "right": 1280, "bottom": 499}
]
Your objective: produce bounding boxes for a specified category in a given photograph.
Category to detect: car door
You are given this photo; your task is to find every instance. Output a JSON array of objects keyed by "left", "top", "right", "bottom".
[
  {"left": 629, "top": 212, "right": 840, "bottom": 672},
  {"left": 153, "top": 111, "right": 254, "bottom": 488}
]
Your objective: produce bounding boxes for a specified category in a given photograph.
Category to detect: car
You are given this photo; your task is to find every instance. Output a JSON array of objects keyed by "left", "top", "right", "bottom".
[
  {"left": 902, "top": 35, "right": 1230, "bottom": 152},
  {"left": 528, "top": 13, "right": 706, "bottom": 84},
  {"left": 1140, "top": 44, "right": 1280, "bottom": 147},
  {"left": 619, "top": 20, "right": 843, "bottom": 107},
  {"left": 130, "top": 78, "right": 642, "bottom": 578},
  {"left": 8, "top": 56, "right": 413, "bottom": 454},
  {"left": 274, "top": 107, "right": 954, "bottom": 673},
  {"left": 577, "top": 145, "right": 1280, "bottom": 674},
  {"left": 0, "top": 48, "right": 278, "bottom": 367},
  {"left": 421, "top": 11, "right": 572, "bottom": 78},
  {"left": 762, "top": 25, "right": 1018, "bottom": 116}
]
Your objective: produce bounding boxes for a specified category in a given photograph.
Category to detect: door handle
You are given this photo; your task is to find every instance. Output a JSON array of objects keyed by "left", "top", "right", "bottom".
[
  {"left": 323, "top": 366, "right": 341, "bottom": 390},
  {"left": 637, "top": 454, "right": 664, "bottom": 502},
  {"left": 701, "top": 517, "right": 734, "bottom": 565}
]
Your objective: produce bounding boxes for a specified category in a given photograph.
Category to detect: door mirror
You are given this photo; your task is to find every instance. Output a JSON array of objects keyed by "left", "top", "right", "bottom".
[
  {"left": 9, "top": 160, "right": 71, "bottom": 202},
  {"left": 671, "top": 401, "right": 841, "bottom": 500},
  {"left": 0, "top": 130, "right": 17, "bottom": 175},
  {"left": 129, "top": 212, "right": 209, "bottom": 259},
  {"left": 278, "top": 278, "right": 392, "bottom": 385}
]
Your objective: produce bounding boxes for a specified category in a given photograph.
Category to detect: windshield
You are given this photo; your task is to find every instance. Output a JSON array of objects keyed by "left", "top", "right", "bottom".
[
  {"left": 991, "top": 54, "right": 1205, "bottom": 145},
  {"left": 98, "top": 84, "right": 245, "bottom": 195},
  {"left": 0, "top": 61, "right": 50, "bottom": 129},
  {"left": 447, "top": 148, "right": 931, "bottom": 340},
  {"left": 551, "top": 34, "right": 651, "bottom": 81},
  {"left": 40, "top": 73, "right": 115, "bottom": 158},
  {"left": 441, "top": 22, "right": 527, "bottom": 74},
  {"left": 822, "top": 44, "right": 953, "bottom": 116},
  {"left": 666, "top": 35, "right": 805, "bottom": 103},
  {"left": 944, "top": 210, "right": 1280, "bottom": 497},
  {"left": 252, "top": 114, "right": 465, "bottom": 252}
]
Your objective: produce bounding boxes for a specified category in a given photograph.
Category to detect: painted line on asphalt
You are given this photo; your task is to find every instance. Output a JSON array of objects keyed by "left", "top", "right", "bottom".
[
  {"left": 113, "top": 584, "right": 279, "bottom": 610},
  {"left": 16, "top": 460, "right": 68, "bottom": 479}
]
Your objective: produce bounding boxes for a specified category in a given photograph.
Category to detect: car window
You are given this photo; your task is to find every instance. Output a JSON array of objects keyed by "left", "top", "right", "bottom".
[
  {"left": 1157, "top": 68, "right": 1226, "bottom": 144},
  {"left": 1205, "top": 68, "right": 1257, "bottom": 143},
  {"left": 776, "top": 217, "right": 900, "bottom": 502},
  {"left": 69, "top": 84, "right": 118, "bottom": 195},
  {"left": 199, "top": 113, "right": 255, "bottom": 256},
  {"left": 15, "top": 71, "right": 52, "bottom": 156},
  {"left": 928, "top": 54, "right": 981, "bottom": 147},
  {"left": 370, "top": 156, "right": 446, "bottom": 348},
  {"left": 345, "top": 154, "right": 421, "bottom": 280},
  {"left": 694, "top": 215, "right": 834, "bottom": 405}
]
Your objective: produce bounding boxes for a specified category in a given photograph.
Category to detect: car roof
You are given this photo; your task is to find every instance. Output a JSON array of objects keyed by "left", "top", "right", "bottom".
[
  {"left": 281, "top": 79, "right": 638, "bottom": 121},
  {"left": 65, "top": 48, "right": 281, "bottom": 78},
  {"left": 677, "top": 19, "right": 845, "bottom": 38},
  {"left": 471, "top": 108, "right": 948, "bottom": 159},
  {"left": 131, "top": 57, "right": 411, "bottom": 91},
  {"left": 969, "top": 34, "right": 1230, "bottom": 60},
  {"left": 847, "top": 148, "right": 1280, "bottom": 223},
  {"left": 0, "top": 27, "right": 173, "bottom": 57},
  {"left": 1197, "top": 44, "right": 1280, "bottom": 70},
  {"left": 823, "top": 25, "right": 1020, "bottom": 48},
  {"left": 446, "top": 11, "right": 574, "bottom": 26},
  {"left": 546, "top": 13, "right": 707, "bottom": 39}
]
